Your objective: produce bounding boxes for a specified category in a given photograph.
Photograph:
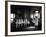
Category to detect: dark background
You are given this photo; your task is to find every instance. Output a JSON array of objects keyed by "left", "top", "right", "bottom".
[{"left": 11, "top": 5, "right": 42, "bottom": 32}]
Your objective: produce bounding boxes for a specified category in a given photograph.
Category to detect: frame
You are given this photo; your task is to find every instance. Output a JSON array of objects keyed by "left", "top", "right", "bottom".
[{"left": 5, "top": 1, "right": 45, "bottom": 36}]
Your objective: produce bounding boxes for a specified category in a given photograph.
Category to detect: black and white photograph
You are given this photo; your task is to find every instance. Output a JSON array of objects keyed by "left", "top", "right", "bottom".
[
  {"left": 11, "top": 5, "right": 42, "bottom": 32},
  {"left": 6, "top": 1, "right": 45, "bottom": 35}
]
